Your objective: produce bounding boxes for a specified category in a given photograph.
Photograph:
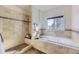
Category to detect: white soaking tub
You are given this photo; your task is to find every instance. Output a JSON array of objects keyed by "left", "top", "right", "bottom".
[{"left": 40, "top": 35, "right": 79, "bottom": 49}]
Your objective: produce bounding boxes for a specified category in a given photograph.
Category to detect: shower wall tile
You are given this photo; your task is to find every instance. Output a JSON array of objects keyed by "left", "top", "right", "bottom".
[{"left": 0, "top": 6, "right": 30, "bottom": 50}]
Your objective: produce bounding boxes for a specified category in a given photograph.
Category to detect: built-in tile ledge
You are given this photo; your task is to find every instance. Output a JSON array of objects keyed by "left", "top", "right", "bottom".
[
  {"left": 41, "top": 29, "right": 79, "bottom": 33},
  {"left": 65, "top": 29, "right": 79, "bottom": 34}
]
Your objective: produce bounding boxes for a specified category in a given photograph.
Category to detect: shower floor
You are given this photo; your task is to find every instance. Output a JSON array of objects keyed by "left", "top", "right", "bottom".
[{"left": 5, "top": 43, "right": 45, "bottom": 54}]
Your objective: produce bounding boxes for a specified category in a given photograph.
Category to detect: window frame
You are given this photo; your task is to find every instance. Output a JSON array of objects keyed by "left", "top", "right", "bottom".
[{"left": 47, "top": 15, "right": 65, "bottom": 31}]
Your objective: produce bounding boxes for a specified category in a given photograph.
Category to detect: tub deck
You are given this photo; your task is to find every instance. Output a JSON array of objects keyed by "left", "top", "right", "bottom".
[{"left": 25, "top": 36, "right": 79, "bottom": 53}]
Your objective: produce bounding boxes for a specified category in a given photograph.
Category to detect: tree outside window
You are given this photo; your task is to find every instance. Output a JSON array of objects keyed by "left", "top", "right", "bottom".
[{"left": 47, "top": 16, "right": 64, "bottom": 31}]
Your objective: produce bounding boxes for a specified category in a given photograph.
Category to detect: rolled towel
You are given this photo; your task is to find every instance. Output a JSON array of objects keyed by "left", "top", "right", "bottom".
[{"left": 0, "top": 33, "right": 5, "bottom": 54}]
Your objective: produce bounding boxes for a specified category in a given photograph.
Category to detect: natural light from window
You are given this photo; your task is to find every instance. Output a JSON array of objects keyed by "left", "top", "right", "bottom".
[{"left": 47, "top": 16, "right": 64, "bottom": 31}]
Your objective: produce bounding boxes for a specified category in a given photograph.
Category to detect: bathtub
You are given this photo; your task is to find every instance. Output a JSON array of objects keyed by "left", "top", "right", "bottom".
[
  {"left": 31, "top": 35, "right": 79, "bottom": 53},
  {"left": 40, "top": 35, "right": 79, "bottom": 49}
]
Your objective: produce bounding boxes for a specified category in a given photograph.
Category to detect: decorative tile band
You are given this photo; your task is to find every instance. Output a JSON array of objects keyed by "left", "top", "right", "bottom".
[{"left": 0, "top": 16, "right": 30, "bottom": 22}]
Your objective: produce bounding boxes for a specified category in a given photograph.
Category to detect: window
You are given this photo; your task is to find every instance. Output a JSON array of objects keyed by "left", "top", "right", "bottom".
[{"left": 47, "top": 16, "right": 64, "bottom": 31}]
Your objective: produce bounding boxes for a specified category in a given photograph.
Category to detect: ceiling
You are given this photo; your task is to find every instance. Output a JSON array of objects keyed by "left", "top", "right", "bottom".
[
  {"left": 34, "top": 5, "right": 60, "bottom": 12},
  {"left": 1, "top": 5, "right": 61, "bottom": 15}
]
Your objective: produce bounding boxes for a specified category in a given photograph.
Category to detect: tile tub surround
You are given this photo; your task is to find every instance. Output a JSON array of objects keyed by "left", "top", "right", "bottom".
[
  {"left": 41, "top": 29, "right": 72, "bottom": 39},
  {"left": 0, "top": 5, "right": 32, "bottom": 50}
]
